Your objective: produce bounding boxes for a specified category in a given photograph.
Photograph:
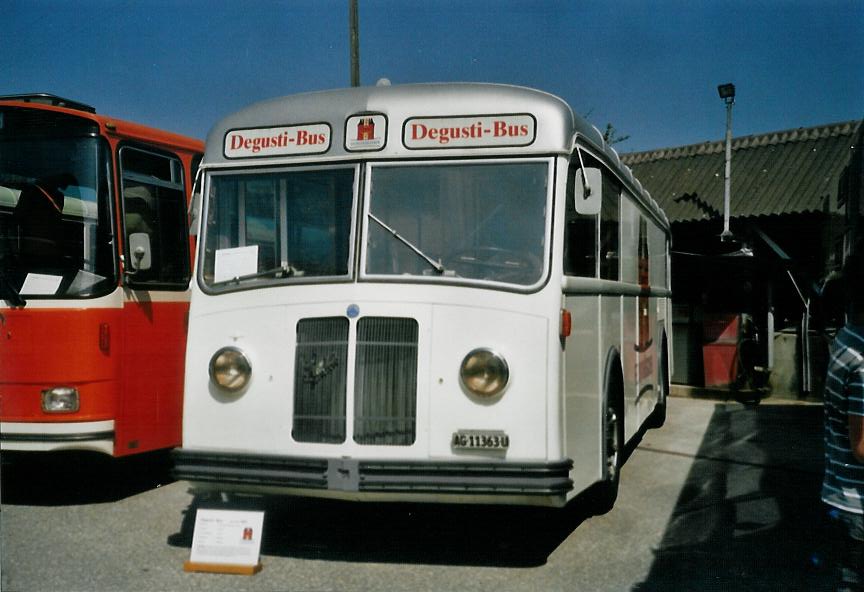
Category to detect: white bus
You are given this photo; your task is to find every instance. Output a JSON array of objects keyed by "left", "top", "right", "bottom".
[{"left": 174, "top": 83, "right": 671, "bottom": 510}]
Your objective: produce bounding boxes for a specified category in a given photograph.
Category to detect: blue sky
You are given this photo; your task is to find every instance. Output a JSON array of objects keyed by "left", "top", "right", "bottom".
[{"left": 4, "top": 0, "right": 863, "bottom": 153}]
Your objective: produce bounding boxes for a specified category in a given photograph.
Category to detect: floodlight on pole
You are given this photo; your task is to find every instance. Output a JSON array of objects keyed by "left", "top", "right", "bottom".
[
  {"left": 718, "top": 83, "right": 736, "bottom": 102},
  {"left": 718, "top": 82, "right": 735, "bottom": 241}
]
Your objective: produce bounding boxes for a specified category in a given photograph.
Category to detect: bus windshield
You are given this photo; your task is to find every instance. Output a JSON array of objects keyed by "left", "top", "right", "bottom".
[
  {"left": 0, "top": 112, "right": 116, "bottom": 299},
  {"left": 201, "top": 160, "right": 550, "bottom": 290},
  {"left": 366, "top": 160, "right": 549, "bottom": 286}
]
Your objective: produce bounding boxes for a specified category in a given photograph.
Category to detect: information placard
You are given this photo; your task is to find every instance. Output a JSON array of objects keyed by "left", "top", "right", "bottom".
[
  {"left": 213, "top": 245, "right": 258, "bottom": 283},
  {"left": 20, "top": 273, "right": 63, "bottom": 295},
  {"left": 184, "top": 509, "right": 265, "bottom": 575}
]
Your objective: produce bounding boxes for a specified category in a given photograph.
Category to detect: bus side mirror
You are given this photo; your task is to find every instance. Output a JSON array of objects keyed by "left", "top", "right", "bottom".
[
  {"left": 189, "top": 188, "right": 201, "bottom": 236},
  {"left": 573, "top": 167, "right": 602, "bottom": 216},
  {"left": 128, "top": 233, "right": 152, "bottom": 272}
]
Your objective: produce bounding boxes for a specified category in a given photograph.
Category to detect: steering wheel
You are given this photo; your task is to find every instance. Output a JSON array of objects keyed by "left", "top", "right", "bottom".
[{"left": 446, "top": 246, "right": 541, "bottom": 283}]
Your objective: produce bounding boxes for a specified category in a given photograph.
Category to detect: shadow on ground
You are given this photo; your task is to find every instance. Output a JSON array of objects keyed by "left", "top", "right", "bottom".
[
  {"left": 168, "top": 427, "right": 648, "bottom": 567},
  {"left": 169, "top": 487, "right": 604, "bottom": 568},
  {"left": 0, "top": 450, "right": 175, "bottom": 505},
  {"left": 634, "top": 402, "right": 837, "bottom": 591}
]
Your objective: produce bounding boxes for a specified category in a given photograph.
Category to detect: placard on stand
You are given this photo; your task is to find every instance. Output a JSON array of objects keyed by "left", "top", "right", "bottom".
[{"left": 183, "top": 508, "right": 265, "bottom": 576}]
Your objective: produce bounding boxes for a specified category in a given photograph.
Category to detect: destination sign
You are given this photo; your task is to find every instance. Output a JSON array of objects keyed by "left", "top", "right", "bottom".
[
  {"left": 224, "top": 123, "right": 331, "bottom": 158},
  {"left": 403, "top": 114, "right": 535, "bottom": 149}
]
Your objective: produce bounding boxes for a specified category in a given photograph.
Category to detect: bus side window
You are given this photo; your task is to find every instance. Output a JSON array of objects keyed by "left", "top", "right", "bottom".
[
  {"left": 120, "top": 146, "right": 190, "bottom": 288},
  {"left": 564, "top": 162, "right": 597, "bottom": 277},
  {"left": 600, "top": 172, "right": 620, "bottom": 281}
]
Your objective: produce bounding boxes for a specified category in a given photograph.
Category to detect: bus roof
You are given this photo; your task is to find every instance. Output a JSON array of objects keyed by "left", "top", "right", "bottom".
[
  {"left": 0, "top": 95, "right": 203, "bottom": 154},
  {"left": 203, "top": 83, "right": 668, "bottom": 229},
  {"left": 204, "top": 83, "right": 586, "bottom": 161}
]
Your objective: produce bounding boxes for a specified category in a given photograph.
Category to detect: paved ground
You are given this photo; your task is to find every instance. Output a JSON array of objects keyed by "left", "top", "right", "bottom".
[
  {"left": 0, "top": 394, "right": 841, "bottom": 591},
  {"left": 634, "top": 396, "right": 833, "bottom": 590}
]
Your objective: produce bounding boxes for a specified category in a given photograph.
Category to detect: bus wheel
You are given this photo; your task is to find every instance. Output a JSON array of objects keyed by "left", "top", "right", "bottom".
[{"left": 594, "top": 385, "right": 624, "bottom": 514}]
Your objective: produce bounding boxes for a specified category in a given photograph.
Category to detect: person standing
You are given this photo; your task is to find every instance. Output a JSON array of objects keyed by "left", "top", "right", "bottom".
[{"left": 823, "top": 250, "right": 864, "bottom": 591}]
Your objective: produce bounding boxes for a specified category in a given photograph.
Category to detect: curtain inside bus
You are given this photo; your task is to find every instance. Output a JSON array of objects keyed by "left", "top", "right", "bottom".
[{"left": 202, "top": 167, "right": 355, "bottom": 287}]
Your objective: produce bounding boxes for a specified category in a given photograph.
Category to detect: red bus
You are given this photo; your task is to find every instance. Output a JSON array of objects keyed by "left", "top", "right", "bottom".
[{"left": 0, "top": 94, "right": 203, "bottom": 457}]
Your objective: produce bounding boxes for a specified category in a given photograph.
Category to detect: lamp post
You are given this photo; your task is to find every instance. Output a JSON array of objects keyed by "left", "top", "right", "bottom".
[
  {"left": 349, "top": 0, "right": 360, "bottom": 87},
  {"left": 718, "top": 82, "right": 735, "bottom": 241}
]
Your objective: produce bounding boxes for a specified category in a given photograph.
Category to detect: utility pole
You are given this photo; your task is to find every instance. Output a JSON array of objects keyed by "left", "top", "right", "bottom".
[
  {"left": 349, "top": 0, "right": 360, "bottom": 87},
  {"left": 717, "top": 83, "right": 736, "bottom": 241}
]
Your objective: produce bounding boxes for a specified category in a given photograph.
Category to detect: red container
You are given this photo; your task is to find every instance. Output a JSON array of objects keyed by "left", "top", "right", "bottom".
[{"left": 702, "top": 314, "right": 739, "bottom": 387}]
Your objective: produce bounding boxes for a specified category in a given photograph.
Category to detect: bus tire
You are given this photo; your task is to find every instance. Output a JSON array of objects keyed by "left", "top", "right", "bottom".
[
  {"left": 594, "top": 352, "right": 624, "bottom": 515},
  {"left": 646, "top": 333, "right": 669, "bottom": 429}
]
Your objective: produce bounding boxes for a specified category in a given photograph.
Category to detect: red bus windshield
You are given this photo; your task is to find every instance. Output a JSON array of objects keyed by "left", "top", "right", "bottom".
[{"left": 0, "top": 107, "right": 116, "bottom": 299}]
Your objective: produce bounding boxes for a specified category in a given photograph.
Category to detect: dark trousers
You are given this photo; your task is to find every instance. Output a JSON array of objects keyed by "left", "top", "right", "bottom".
[{"left": 828, "top": 506, "right": 864, "bottom": 591}]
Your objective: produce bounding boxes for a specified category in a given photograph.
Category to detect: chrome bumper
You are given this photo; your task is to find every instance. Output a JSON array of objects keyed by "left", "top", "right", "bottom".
[
  {"left": 173, "top": 449, "right": 573, "bottom": 498},
  {"left": 0, "top": 420, "right": 115, "bottom": 455}
]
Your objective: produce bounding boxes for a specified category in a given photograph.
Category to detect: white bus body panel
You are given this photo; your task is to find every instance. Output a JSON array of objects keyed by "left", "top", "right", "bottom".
[
  {"left": 562, "top": 293, "right": 604, "bottom": 496},
  {"left": 183, "top": 284, "right": 559, "bottom": 462}
]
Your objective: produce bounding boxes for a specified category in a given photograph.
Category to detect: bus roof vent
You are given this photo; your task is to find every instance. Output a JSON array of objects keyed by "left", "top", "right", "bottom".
[{"left": 0, "top": 93, "right": 96, "bottom": 113}]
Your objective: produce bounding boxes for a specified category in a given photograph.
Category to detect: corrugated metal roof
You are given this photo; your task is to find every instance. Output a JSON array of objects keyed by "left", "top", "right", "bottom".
[{"left": 621, "top": 120, "right": 862, "bottom": 223}]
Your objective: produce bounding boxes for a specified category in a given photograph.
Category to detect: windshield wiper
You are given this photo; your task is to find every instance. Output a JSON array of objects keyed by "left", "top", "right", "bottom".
[
  {"left": 368, "top": 212, "right": 445, "bottom": 274},
  {"left": 211, "top": 264, "right": 298, "bottom": 286},
  {"left": 0, "top": 269, "right": 26, "bottom": 307}
]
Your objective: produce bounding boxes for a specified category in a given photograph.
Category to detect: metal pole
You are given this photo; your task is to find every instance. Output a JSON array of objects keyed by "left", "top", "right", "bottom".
[
  {"left": 802, "top": 298, "right": 812, "bottom": 395},
  {"left": 721, "top": 98, "right": 734, "bottom": 241},
  {"left": 349, "top": 0, "right": 360, "bottom": 87},
  {"left": 767, "top": 287, "right": 775, "bottom": 371}
]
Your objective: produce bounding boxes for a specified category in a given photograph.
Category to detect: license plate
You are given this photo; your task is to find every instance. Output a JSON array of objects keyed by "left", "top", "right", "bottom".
[{"left": 451, "top": 430, "right": 509, "bottom": 450}]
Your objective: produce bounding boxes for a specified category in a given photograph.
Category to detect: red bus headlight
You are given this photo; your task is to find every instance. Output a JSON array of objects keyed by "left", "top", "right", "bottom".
[{"left": 42, "top": 387, "right": 80, "bottom": 413}]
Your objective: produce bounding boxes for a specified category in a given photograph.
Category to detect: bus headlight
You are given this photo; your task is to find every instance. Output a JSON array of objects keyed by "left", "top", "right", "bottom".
[
  {"left": 209, "top": 347, "right": 252, "bottom": 392},
  {"left": 460, "top": 348, "right": 509, "bottom": 398},
  {"left": 42, "top": 387, "right": 79, "bottom": 413}
]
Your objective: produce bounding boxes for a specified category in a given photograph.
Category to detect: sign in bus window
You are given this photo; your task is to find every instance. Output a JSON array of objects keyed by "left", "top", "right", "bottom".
[{"left": 365, "top": 161, "right": 548, "bottom": 286}]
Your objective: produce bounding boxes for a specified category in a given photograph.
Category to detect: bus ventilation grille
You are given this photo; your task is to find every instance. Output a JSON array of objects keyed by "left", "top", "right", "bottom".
[{"left": 293, "top": 316, "right": 418, "bottom": 446}]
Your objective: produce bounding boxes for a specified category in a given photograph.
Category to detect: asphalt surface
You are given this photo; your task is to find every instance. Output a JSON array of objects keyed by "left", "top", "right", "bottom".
[{"left": 0, "top": 395, "right": 840, "bottom": 591}]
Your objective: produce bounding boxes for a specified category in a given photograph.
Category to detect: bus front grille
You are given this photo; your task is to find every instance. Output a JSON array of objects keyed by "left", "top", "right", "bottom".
[
  {"left": 353, "top": 317, "right": 418, "bottom": 445},
  {"left": 293, "top": 317, "right": 349, "bottom": 443},
  {"left": 292, "top": 316, "right": 418, "bottom": 446}
]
